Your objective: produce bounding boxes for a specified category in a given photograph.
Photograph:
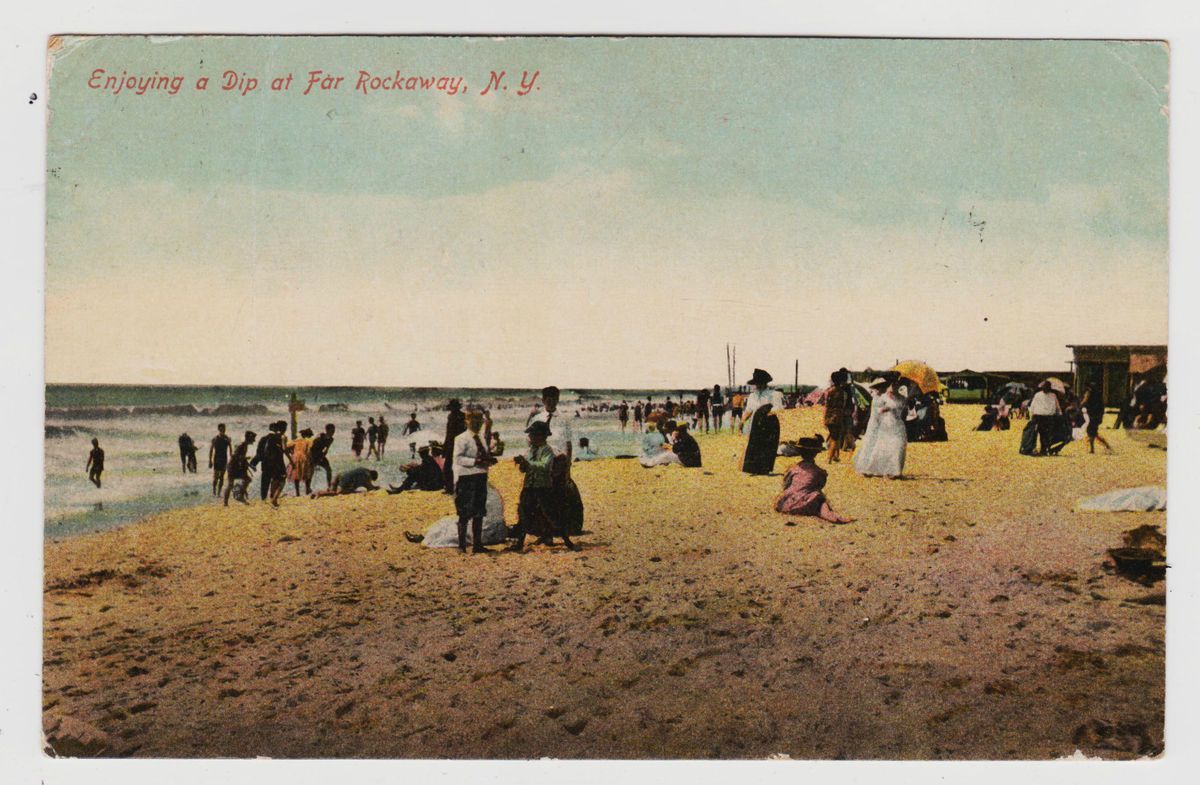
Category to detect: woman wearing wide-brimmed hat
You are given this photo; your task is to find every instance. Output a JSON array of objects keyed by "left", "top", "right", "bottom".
[
  {"left": 775, "top": 435, "right": 854, "bottom": 523},
  {"left": 854, "top": 374, "right": 908, "bottom": 478},
  {"left": 741, "top": 368, "right": 784, "bottom": 475}
]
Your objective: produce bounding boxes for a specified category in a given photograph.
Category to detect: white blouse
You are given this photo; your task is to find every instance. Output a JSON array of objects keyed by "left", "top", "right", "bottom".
[{"left": 743, "top": 388, "right": 784, "bottom": 417}]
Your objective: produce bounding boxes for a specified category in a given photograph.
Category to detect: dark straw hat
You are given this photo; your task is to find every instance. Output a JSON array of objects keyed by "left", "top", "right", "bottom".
[
  {"left": 796, "top": 434, "right": 826, "bottom": 452},
  {"left": 747, "top": 368, "right": 773, "bottom": 386}
]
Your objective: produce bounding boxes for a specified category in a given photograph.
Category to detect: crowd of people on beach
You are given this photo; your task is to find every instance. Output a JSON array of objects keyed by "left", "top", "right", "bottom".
[{"left": 81, "top": 364, "right": 1167, "bottom": 543}]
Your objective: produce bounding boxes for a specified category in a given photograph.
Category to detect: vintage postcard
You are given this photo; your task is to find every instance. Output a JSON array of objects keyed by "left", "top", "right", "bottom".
[{"left": 41, "top": 35, "right": 1168, "bottom": 760}]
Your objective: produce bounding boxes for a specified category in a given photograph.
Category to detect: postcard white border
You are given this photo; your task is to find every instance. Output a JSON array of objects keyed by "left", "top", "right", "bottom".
[{"left": 3, "top": 2, "right": 1197, "bottom": 784}]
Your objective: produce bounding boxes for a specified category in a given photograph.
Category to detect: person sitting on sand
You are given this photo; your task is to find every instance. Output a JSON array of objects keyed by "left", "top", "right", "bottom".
[
  {"left": 976, "top": 404, "right": 997, "bottom": 432},
  {"left": 775, "top": 435, "right": 854, "bottom": 524},
  {"left": 994, "top": 400, "right": 1012, "bottom": 431},
  {"left": 509, "top": 420, "right": 579, "bottom": 552},
  {"left": 86, "top": 438, "right": 104, "bottom": 488},
  {"left": 313, "top": 467, "right": 380, "bottom": 497},
  {"left": 223, "top": 431, "right": 256, "bottom": 506},
  {"left": 671, "top": 423, "right": 702, "bottom": 468},
  {"left": 575, "top": 437, "right": 600, "bottom": 461},
  {"left": 639, "top": 419, "right": 684, "bottom": 468},
  {"left": 428, "top": 442, "right": 446, "bottom": 472},
  {"left": 387, "top": 446, "right": 445, "bottom": 494}
]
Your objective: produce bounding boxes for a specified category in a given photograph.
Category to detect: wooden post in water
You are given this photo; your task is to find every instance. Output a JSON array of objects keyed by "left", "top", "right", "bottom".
[
  {"left": 794, "top": 359, "right": 799, "bottom": 393},
  {"left": 287, "top": 391, "right": 306, "bottom": 440}
]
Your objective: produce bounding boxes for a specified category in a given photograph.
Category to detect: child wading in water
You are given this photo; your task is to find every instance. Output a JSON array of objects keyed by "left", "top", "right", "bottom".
[
  {"left": 509, "top": 419, "right": 580, "bottom": 552},
  {"left": 775, "top": 435, "right": 854, "bottom": 524}
]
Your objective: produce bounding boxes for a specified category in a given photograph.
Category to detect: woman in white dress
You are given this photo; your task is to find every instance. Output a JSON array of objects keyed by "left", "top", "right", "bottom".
[{"left": 854, "top": 376, "right": 909, "bottom": 478}]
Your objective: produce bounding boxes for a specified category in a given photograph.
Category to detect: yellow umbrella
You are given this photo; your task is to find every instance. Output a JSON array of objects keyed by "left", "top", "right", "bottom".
[{"left": 892, "top": 360, "right": 941, "bottom": 395}]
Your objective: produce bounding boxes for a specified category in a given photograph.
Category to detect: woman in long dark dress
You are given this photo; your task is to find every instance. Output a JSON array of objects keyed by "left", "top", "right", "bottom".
[
  {"left": 741, "top": 368, "right": 784, "bottom": 475},
  {"left": 442, "top": 398, "right": 466, "bottom": 493}
]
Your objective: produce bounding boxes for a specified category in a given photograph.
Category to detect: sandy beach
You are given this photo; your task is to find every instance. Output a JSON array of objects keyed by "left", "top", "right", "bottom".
[{"left": 41, "top": 405, "right": 1166, "bottom": 759}]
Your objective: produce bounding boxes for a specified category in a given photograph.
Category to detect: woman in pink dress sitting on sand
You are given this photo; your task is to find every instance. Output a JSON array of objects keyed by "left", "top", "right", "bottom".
[{"left": 775, "top": 435, "right": 854, "bottom": 524}]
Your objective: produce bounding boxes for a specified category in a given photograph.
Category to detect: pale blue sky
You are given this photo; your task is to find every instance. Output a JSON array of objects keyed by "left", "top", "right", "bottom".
[{"left": 45, "top": 37, "right": 1168, "bottom": 386}]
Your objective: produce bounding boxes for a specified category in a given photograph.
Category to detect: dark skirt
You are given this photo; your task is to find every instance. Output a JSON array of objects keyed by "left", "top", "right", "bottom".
[
  {"left": 742, "top": 406, "right": 780, "bottom": 475},
  {"left": 556, "top": 477, "right": 585, "bottom": 535},
  {"left": 516, "top": 486, "right": 558, "bottom": 538}
]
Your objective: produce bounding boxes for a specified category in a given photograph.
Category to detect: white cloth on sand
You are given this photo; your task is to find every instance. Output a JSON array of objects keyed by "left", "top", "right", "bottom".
[
  {"left": 638, "top": 431, "right": 682, "bottom": 467},
  {"left": 422, "top": 485, "right": 509, "bottom": 547},
  {"left": 854, "top": 390, "right": 908, "bottom": 477},
  {"left": 1076, "top": 486, "right": 1166, "bottom": 512},
  {"left": 639, "top": 450, "right": 683, "bottom": 468}
]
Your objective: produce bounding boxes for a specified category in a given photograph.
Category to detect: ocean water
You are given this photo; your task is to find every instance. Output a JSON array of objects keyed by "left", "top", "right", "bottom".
[{"left": 44, "top": 385, "right": 708, "bottom": 538}]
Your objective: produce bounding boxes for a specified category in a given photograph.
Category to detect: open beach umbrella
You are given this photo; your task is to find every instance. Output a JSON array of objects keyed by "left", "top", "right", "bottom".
[
  {"left": 1043, "top": 377, "right": 1068, "bottom": 395},
  {"left": 891, "top": 360, "right": 941, "bottom": 395},
  {"left": 993, "top": 381, "right": 1032, "bottom": 404}
]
